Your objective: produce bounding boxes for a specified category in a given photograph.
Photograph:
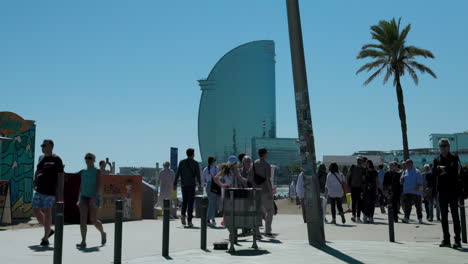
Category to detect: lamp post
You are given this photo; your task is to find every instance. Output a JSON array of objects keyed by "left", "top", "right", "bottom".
[{"left": 286, "top": 0, "right": 325, "bottom": 245}]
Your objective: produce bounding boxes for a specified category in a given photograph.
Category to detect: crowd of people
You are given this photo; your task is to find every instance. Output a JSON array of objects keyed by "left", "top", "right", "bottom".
[
  {"left": 164, "top": 148, "right": 276, "bottom": 239},
  {"left": 30, "top": 137, "right": 466, "bottom": 249},
  {"left": 293, "top": 138, "right": 465, "bottom": 249}
]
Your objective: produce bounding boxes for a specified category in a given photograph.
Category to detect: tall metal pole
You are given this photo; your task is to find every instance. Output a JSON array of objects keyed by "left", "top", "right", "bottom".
[{"left": 286, "top": 0, "right": 325, "bottom": 246}]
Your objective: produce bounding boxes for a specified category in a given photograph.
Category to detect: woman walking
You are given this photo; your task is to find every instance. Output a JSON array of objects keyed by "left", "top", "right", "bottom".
[
  {"left": 76, "top": 153, "right": 106, "bottom": 248},
  {"left": 325, "top": 163, "right": 346, "bottom": 225},
  {"left": 363, "top": 160, "right": 378, "bottom": 223},
  {"left": 157, "top": 162, "right": 176, "bottom": 217},
  {"left": 202, "top": 157, "right": 219, "bottom": 226}
]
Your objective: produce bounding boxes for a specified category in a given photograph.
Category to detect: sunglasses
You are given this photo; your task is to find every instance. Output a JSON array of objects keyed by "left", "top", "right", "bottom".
[
  {"left": 85, "top": 157, "right": 93, "bottom": 160},
  {"left": 41, "top": 144, "right": 46, "bottom": 147},
  {"left": 439, "top": 145, "right": 449, "bottom": 148}
]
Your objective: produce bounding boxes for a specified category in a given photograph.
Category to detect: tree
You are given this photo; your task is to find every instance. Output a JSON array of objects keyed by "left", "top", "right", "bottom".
[{"left": 356, "top": 18, "right": 437, "bottom": 160}]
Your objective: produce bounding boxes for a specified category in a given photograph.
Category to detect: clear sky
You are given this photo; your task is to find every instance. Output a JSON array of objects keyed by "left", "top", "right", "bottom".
[{"left": 2, "top": 1, "right": 467, "bottom": 172}]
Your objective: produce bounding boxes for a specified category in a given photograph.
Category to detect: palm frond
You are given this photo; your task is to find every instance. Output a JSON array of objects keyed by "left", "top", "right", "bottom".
[
  {"left": 383, "top": 66, "right": 393, "bottom": 84},
  {"left": 364, "top": 65, "right": 386, "bottom": 85},
  {"left": 406, "top": 61, "right": 437, "bottom": 78},
  {"left": 356, "top": 59, "right": 388, "bottom": 74},
  {"left": 361, "top": 44, "right": 387, "bottom": 51},
  {"left": 405, "top": 46, "right": 435, "bottom": 59},
  {"left": 399, "top": 24, "right": 411, "bottom": 42},
  {"left": 357, "top": 49, "right": 387, "bottom": 59},
  {"left": 404, "top": 64, "right": 419, "bottom": 85}
]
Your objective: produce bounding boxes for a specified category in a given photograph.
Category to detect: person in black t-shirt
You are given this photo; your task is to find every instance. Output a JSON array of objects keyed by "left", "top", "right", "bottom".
[
  {"left": 32, "top": 139, "right": 64, "bottom": 246},
  {"left": 383, "top": 162, "right": 402, "bottom": 222},
  {"left": 433, "top": 138, "right": 462, "bottom": 249}
]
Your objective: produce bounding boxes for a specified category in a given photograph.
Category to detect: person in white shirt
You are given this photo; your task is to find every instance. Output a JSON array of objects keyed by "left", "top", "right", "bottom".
[
  {"left": 202, "top": 156, "right": 219, "bottom": 226},
  {"left": 325, "top": 163, "right": 347, "bottom": 224}
]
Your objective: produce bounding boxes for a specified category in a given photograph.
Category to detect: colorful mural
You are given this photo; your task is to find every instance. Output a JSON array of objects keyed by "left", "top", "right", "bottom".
[{"left": 0, "top": 123, "right": 36, "bottom": 218}]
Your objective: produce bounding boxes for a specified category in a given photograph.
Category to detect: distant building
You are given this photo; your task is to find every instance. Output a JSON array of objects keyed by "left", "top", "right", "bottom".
[
  {"left": 119, "top": 167, "right": 160, "bottom": 185},
  {"left": 430, "top": 132, "right": 468, "bottom": 152},
  {"left": 198, "top": 40, "right": 276, "bottom": 164},
  {"left": 324, "top": 131, "right": 468, "bottom": 169}
]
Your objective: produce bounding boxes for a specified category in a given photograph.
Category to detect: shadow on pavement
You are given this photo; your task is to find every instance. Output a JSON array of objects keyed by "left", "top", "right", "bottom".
[
  {"left": 28, "top": 245, "right": 54, "bottom": 252},
  {"left": 313, "top": 244, "right": 365, "bottom": 264},
  {"left": 259, "top": 239, "right": 282, "bottom": 244},
  {"left": 77, "top": 246, "right": 101, "bottom": 253},
  {"left": 229, "top": 249, "right": 270, "bottom": 256},
  {"left": 336, "top": 224, "right": 357, "bottom": 228}
]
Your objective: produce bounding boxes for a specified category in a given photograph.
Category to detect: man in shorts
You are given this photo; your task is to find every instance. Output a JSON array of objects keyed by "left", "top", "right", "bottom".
[{"left": 32, "top": 139, "right": 64, "bottom": 246}]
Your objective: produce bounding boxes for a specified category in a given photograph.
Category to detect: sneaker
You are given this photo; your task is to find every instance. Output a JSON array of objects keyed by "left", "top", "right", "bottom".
[
  {"left": 439, "top": 240, "right": 451, "bottom": 248},
  {"left": 212, "top": 219, "right": 217, "bottom": 226},
  {"left": 40, "top": 239, "right": 50, "bottom": 246},
  {"left": 101, "top": 232, "right": 107, "bottom": 245},
  {"left": 341, "top": 214, "right": 346, "bottom": 224},
  {"left": 330, "top": 219, "right": 336, "bottom": 225},
  {"left": 453, "top": 241, "right": 462, "bottom": 249},
  {"left": 363, "top": 216, "right": 369, "bottom": 223},
  {"left": 369, "top": 217, "right": 374, "bottom": 224},
  {"left": 187, "top": 221, "right": 194, "bottom": 228},
  {"left": 351, "top": 216, "right": 356, "bottom": 222},
  {"left": 264, "top": 233, "right": 274, "bottom": 238},
  {"left": 357, "top": 218, "right": 362, "bottom": 223},
  {"left": 418, "top": 219, "right": 423, "bottom": 224},
  {"left": 402, "top": 218, "right": 409, "bottom": 223},
  {"left": 181, "top": 216, "right": 187, "bottom": 226},
  {"left": 76, "top": 242, "right": 87, "bottom": 249}
]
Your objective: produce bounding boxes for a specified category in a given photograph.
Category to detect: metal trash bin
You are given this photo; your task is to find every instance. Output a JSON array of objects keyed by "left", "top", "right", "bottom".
[
  {"left": 224, "top": 188, "right": 262, "bottom": 228},
  {"left": 224, "top": 188, "right": 262, "bottom": 252}
]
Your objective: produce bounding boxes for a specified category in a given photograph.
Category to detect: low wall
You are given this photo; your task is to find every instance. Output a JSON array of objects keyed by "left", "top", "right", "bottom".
[{"left": 64, "top": 173, "right": 142, "bottom": 223}]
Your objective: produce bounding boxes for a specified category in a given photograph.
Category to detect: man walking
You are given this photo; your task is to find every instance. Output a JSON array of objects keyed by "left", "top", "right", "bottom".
[
  {"left": 253, "top": 148, "right": 274, "bottom": 237},
  {"left": 32, "top": 139, "right": 64, "bottom": 246},
  {"left": 174, "top": 148, "right": 201, "bottom": 228},
  {"left": 377, "top": 164, "right": 387, "bottom": 214},
  {"left": 383, "top": 162, "right": 402, "bottom": 222},
  {"left": 433, "top": 138, "right": 462, "bottom": 248},
  {"left": 347, "top": 156, "right": 366, "bottom": 223},
  {"left": 422, "top": 164, "right": 437, "bottom": 222},
  {"left": 400, "top": 159, "right": 424, "bottom": 224}
]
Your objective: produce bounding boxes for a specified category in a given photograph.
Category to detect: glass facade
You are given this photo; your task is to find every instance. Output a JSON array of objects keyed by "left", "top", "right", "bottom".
[{"left": 198, "top": 40, "right": 276, "bottom": 164}]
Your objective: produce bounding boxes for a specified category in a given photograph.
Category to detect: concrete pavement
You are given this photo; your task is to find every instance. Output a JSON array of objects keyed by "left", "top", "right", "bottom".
[{"left": 0, "top": 209, "right": 466, "bottom": 263}]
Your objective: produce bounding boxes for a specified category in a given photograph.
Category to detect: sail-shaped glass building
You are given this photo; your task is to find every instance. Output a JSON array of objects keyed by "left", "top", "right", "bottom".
[{"left": 198, "top": 40, "right": 276, "bottom": 163}]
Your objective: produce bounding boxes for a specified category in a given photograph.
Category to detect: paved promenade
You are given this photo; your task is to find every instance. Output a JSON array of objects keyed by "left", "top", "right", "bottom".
[{"left": 1, "top": 209, "right": 467, "bottom": 263}]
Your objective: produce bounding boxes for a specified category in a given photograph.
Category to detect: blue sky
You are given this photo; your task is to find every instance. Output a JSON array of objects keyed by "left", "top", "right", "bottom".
[{"left": 2, "top": 1, "right": 467, "bottom": 172}]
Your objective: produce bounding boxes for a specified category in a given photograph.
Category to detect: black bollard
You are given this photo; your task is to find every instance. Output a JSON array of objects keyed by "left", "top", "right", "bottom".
[
  {"left": 114, "top": 200, "right": 123, "bottom": 264},
  {"left": 53, "top": 202, "right": 64, "bottom": 264},
  {"left": 228, "top": 190, "right": 236, "bottom": 253},
  {"left": 162, "top": 199, "right": 170, "bottom": 258},
  {"left": 200, "top": 196, "right": 208, "bottom": 250},
  {"left": 388, "top": 203, "right": 395, "bottom": 242},
  {"left": 251, "top": 189, "right": 259, "bottom": 249},
  {"left": 460, "top": 198, "right": 467, "bottom": 243}
]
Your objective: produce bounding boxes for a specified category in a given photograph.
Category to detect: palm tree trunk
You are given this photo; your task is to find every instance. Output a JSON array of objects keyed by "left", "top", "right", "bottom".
[{"left": 395, "top": 73, "right": 410, "bottom": 160}]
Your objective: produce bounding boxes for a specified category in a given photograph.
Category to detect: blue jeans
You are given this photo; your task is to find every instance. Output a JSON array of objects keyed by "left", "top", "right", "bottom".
[{"left": 206, "top": 182, "right": 218, "bottom": 220}]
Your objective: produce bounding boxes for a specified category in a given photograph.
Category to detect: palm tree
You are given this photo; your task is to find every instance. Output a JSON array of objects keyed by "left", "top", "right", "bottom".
[{"left": 357, "top": 18, "right": 437, "bottom": 160}]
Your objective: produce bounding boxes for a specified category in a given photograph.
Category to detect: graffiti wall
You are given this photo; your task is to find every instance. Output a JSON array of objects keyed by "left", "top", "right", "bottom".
[
  {"left": 0, "top": 123, "right": 35, "bottom": 218},
  {"left": 0, "top": 180, "right": 10, "bottom": 223}
]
